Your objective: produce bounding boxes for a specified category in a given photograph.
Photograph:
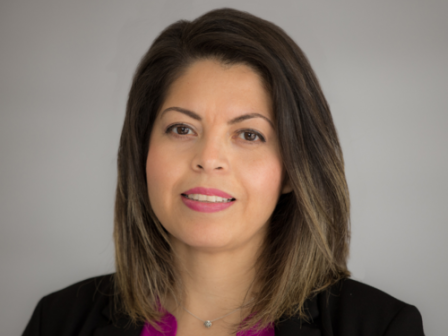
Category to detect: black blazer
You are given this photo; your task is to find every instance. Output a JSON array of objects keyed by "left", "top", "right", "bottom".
[{"left": 22, "top": 274, "right": 424, "bottom": 336}]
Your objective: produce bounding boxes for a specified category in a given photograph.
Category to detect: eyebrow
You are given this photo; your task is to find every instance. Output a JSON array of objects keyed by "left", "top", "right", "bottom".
[{"left": 160, "top": 106, "right": 274, "bottom": 129}]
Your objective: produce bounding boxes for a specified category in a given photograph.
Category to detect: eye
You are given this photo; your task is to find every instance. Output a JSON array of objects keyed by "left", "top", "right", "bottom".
[
  {"left": 238, "top": 129, "right": 266, "bottom": 143},
  {"left": 165, "top": 124, "right": 265, "bottom": 143},
  {"left": 166, "top": 123, "right": 195, "bottom": 136}
]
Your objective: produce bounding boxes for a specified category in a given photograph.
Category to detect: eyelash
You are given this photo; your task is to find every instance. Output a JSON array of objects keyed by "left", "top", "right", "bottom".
[{"left": 165, "top": 123, "right": 266, "bottom": 143}]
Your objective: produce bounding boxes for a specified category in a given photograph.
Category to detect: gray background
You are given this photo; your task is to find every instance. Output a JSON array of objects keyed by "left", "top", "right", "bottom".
[{"left": 1, "top": 0, "right": 447, "bottom": 334}]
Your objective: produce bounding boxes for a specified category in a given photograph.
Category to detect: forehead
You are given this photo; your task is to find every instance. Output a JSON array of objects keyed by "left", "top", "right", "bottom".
[{"left": 160, "top": 59, "right": 273, "bottom": 121}]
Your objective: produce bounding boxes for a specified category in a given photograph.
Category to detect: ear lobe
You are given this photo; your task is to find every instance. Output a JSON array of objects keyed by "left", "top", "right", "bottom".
[{"left": 281, "top": 175, "right": 293, "bottom": 194}]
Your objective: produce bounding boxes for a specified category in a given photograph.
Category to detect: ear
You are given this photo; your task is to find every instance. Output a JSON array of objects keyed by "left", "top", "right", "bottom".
[{"left": 281, "top": 173, "right": 293, "bottom": 194}]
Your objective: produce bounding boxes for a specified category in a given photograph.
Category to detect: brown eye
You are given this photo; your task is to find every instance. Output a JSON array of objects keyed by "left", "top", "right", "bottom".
[
  {"left": 175, "top": 126, "right": 190, "bottom": 135},
  {"left": 238, "top": 130, "right": 265, "bottom": 142},
  {"left": 166, "top": 124, "right": 194, "bottom": 136},
  {"left": 244, "top": 132, "right": 257, "bottom": 141}
]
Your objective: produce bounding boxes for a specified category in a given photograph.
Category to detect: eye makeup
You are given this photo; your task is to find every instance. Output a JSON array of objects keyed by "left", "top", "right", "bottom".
[{"left": 165, "top": 123, "right": 266, "bottom": 143}]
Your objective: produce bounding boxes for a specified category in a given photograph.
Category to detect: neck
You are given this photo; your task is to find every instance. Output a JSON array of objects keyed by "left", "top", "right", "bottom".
[{"left": 165, "top": 235, "right": 263, "bottom": 327}]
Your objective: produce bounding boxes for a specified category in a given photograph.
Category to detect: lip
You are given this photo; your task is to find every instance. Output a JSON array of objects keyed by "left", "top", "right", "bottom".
[
  {"left": 181, "top": 196, "right": 235, "bottom": 213},
  {"left": 181, "top": 187, "right": 235, "bottom": 199}
]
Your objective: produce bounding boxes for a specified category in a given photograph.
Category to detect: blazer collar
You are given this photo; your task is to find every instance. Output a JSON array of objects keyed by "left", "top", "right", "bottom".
[
  {"left": 93, "top": 301, "right": 143, "bottom": 336},
  {"left": 274, "top": 294, "right": 321, "bottom": 336},
  {"left": 95, "top": 294, "right": 321, "bottom": 336}
]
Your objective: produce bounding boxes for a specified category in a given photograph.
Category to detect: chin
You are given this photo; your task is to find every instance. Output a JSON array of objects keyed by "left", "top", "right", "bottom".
[{"left": 170, "top": 225, "right": 241, "bottom": 252}]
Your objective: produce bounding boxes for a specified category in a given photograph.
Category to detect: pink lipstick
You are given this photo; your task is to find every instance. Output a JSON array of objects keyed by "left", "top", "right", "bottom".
[{"left": 181, "top": 187, "right": 236, "bottom": 213}]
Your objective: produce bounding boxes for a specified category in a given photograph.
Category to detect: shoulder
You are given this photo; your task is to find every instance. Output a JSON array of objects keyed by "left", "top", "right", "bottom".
[
  {"left": 38, "top": 273, "right": 114, "bottom": 320},
  {"left": 319, "top": 278, "right": 424, "bottom": 335},
  {"left": 23, "top": 274, "right": 115, "bottom": 336}
]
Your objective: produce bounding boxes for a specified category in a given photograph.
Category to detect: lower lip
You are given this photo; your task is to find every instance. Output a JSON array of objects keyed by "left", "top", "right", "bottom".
[{"left": 181, "top": 195, "right": 235, "bottom": 213}]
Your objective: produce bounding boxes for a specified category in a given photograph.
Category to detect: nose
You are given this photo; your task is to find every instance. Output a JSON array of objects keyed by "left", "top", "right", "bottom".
[{"left": 191, "top": 133, "right": 229, "bottom": 173}]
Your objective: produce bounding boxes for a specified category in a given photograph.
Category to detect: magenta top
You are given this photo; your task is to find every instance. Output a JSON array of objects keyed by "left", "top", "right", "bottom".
[{"left": 140, "top": 310, "right": 274, "bottom": 336}]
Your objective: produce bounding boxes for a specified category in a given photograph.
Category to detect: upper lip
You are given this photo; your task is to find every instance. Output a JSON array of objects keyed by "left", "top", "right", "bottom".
[{"left": 182, "top": 187, "right": 235, "bottom": 199}]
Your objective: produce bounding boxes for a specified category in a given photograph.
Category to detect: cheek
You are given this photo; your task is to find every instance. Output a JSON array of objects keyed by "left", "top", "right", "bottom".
[
  {"left": 146, "top": 146, "right": 162, "bottom": 197},
  {"left": 242, "top": 153, "right": 284, "bottom": 211},
  {"left": 145, "top": 141, "right": 175, "bottom": 205}
]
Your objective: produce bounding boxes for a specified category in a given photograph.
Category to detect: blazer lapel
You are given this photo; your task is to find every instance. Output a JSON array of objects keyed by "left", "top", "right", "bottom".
[
  {"left": 93, "top": 300, "right": 143, "bottom": 336},
  {"left": 92, "top": 287, "right": 324, "bottom": 336},
  {"left": 274, "top": 295, "right": 321, "bottom": 336}
]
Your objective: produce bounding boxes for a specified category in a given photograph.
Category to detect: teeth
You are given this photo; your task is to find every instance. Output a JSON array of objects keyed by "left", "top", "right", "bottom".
[{"left": 184, "top": 193, "right": 233, "bottom": 203}]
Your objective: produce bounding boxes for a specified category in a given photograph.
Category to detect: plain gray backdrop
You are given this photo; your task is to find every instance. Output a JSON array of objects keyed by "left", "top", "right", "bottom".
[{"left": 1, "top": 0, "right": 447, "bottom": 334}]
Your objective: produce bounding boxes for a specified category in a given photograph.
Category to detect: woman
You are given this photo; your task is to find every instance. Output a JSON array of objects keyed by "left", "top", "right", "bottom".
[{"left": 23, "top": 8, "right": 424, "bottom": 336}]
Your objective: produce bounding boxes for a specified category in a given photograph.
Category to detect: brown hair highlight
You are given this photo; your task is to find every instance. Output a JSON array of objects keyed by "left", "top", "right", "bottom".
[{"left": 113, "top": 7, "right": 350, "bottom": 333}]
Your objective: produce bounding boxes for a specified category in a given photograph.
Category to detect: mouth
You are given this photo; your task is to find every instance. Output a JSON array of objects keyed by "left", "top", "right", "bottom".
[
  {"left": 181, "top": 193, "right": 236, "bottom": 203},
  {"left": 180, "top": 186, "right": 237, "bottom": 205},
  {"left": 180, "top": 189, "right": 236, "bottom": 213}
]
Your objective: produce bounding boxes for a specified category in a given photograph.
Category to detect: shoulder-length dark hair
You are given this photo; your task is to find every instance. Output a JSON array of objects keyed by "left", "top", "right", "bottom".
[{"left": 114, "top": 7, "right": 350, "bottom": 332}]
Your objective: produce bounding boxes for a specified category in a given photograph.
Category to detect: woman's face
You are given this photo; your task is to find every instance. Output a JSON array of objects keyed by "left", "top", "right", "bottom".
[{"left": 146, "top": 59, "right": 291, "bottom": 252}]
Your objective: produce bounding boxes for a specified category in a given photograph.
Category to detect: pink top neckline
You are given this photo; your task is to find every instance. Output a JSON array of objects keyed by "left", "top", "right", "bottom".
[{"left": 140, "top": 310, "right": 274, "bottom": 336}]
